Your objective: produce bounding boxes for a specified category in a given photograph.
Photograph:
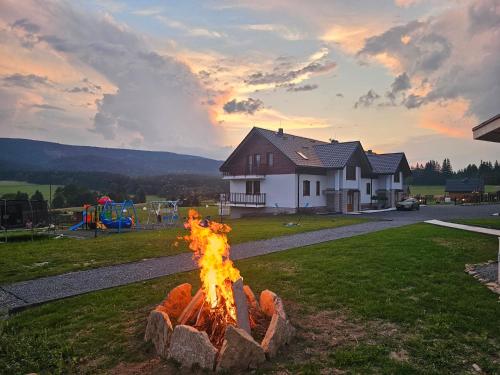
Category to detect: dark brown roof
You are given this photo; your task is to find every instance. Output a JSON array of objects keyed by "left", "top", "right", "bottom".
[
  {"left": 314, "top": 141, "right": 362, "bottom": 168},
  {"left": 221, "top": 127, "right": 409, "bottom": 174},
  {"left": 254, "top": 127, "right": 327, "bottom": 167},
  {"left": 445, "top": 178, "right": 484, "bottom": 193}
]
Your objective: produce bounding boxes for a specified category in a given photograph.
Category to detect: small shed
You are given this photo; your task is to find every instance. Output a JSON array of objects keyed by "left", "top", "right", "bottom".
[
  {"left": 0, "top": 199, "right": 49, "bottom": 229},
  {"left": 445, "top": 178, "right": 484, "bottom": 202}
]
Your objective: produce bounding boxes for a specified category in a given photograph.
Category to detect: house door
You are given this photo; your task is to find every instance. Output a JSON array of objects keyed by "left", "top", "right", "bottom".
[{"left": 346, "top": 191, "right": 354, "bottom": 212}]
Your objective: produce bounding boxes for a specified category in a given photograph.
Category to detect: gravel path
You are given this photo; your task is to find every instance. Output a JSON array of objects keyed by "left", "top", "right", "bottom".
[{"left": 1, "top": 219, "right": 416, "bottom": 313}]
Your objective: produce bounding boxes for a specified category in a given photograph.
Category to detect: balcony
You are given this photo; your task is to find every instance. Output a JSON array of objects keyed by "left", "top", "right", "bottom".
[
  {"left": 228, "top": 192, "right": 266, "bottom": 207},
  {"left": 222, "top": 165, "right": 268, "bottom": 179}
]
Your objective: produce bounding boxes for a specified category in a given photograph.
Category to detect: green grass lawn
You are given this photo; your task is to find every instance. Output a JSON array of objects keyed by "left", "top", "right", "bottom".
[
  {"left": 0, "top": 180, "right": 61, "bottom": 199},
  {"left": 410, "top": 185, "right": 500, "bottom": 196},
  {"left": 1, "top": 224, "right": 498, "bottom": 374},
  {"left": 452, "top": 218, "right": 500, "bottom": 230},
  {"left": 0, "top": 213, "right": 368, "bottom": 284}
]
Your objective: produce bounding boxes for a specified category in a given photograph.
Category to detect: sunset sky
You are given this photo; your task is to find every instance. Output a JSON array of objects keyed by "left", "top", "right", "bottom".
[{"left": 0, "top": 0, "right": 499, "bottom": 167}]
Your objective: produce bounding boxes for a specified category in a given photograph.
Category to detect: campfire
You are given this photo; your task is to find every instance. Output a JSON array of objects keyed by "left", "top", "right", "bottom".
[{"left": 144, "top": 210, "right": 294, "bottom": 371}]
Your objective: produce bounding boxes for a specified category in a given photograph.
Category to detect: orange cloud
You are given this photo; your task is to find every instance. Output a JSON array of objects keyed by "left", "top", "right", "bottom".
[{"left": 418, "top": 98, "right": 476, "bottom": 138}]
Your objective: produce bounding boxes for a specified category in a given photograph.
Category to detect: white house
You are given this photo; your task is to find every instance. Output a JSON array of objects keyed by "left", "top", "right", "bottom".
[{"left": 220, "top": 127, "right": 411, "bottom": 218}]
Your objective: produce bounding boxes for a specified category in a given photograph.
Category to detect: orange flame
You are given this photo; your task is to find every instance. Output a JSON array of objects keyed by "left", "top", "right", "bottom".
[{"left": 182, "top": 209, "right": 241, "bottom": 321}]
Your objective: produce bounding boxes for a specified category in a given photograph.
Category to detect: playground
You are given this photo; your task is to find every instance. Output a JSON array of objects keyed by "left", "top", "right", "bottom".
[{"left": 66, "top": 197, "right": 184, "bottom": 238}]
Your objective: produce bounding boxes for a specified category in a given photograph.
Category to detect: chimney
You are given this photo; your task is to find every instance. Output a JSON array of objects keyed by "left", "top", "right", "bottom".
[
  {"left": 367, "top": 149, "right": 373, "bottom": 154},
  {"left": 330, "top": 138, "right": 338, "bottom": 144},
  {"left": 277, "top": 128, "right": 284, "bottom": 136}
]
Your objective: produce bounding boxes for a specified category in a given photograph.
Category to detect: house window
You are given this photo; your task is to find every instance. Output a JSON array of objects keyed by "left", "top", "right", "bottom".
[
  {"left": 246, "top": 180, "right": 260, "bottom": 194},
  {"left": 254, "top": 154, "right": 261, "bottom": 166},
  {"left": 253, "top": 181, "right": 260, "bottom": 194},
  {"left": 316, "top": 181, "right": 320, "bottom": 196},
  {"left": 247, "top": 155, "right": 253, "bottom": 168},
  {"left": 394, "top": 172, "right": 400, "bottom": 183},
  {"left": 246, "top": 181, "right": 253, "bottom": 195},
  {"left": 346, "top": 166, "right": 356, "bottom": 180},
  {"left": 303, "top": 180, "right": 310, "bottom": 196},
  {"left": 296, "top": 151, "right": 308, "bottom": 160},
  {"left": 267, "top": 152, "right": 274, "bottom": 167},
  {"left": 366, "top": 182, "right": 371, "bottom": 195}
]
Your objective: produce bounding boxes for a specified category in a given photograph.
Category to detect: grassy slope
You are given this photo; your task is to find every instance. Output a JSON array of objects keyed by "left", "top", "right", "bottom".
[
  {"left": 0, "top": 213, "right": 368, "bottom": 284},
  {"left": 0, "top": 180, "right": 61, "bottom": 198},
  {"left": 410, "top": 185, "right": 500, "bottom": 196},
  {"left": 1, "top": 224, "right": 498, "bottom": 374}
]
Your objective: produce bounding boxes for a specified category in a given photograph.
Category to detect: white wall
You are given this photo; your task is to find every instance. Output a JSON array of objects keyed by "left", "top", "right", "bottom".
[
  {"left": 297, "top": 174, "right": 328, "bottom": 208},
  {"left": 229, "top": 180, "right": 246, "bottom": 194},
  {"left": 262, "top": 174, "right": 297, "bottom": 208},
  {"left": 341, "top": 166, "right": 361, "bottom": 190},
  {"left": 360, "top": 178, "right": 374, "bottom": 204},
  {"left": 392, "top": 172, "right": 403, "bottom": 190}
]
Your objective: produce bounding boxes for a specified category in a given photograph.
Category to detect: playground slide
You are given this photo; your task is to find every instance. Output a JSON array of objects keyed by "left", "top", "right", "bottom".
[
  {"left": 69, "top": 220, "right": 85, "bottom": 231},
  {"left": 69, "top": 211, "right": 88, "bottom": 231}
]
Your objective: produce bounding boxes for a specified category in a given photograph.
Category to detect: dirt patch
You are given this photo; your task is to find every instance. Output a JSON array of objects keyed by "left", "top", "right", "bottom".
[
  {"left": 256, "top": 300, "right": 402, "bottom": 373},
  {"left": 109, "top": 300, "right": 403, "bottom": 374},
  {"left": 109, "top": 358, "right": 174, "bottom": 375}
]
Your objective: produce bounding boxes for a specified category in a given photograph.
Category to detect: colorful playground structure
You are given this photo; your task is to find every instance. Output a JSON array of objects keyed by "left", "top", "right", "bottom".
[{"left": 70, "top": 197, "right": 139, "bottom": 232}]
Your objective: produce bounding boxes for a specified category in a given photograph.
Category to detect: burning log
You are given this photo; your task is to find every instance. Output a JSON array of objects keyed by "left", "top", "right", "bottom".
[
  {"left": 232, "top": 278, "right": 251, "bottom": 335},
  {"left": 160, "top": 282, "right": 192, "bottom": 320},
  {"left": 178, "top": 288, "right": 204, "bottom": 325}
]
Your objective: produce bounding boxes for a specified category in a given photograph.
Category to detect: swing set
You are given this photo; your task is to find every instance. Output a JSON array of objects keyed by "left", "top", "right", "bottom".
[{"left": 146, "top": 200, "right": 180, "bottom": 227}]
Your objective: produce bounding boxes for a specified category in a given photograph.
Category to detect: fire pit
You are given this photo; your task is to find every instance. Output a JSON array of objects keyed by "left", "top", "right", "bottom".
[{"left": 144, "top": 210, "right": 294, "bottom": 371}]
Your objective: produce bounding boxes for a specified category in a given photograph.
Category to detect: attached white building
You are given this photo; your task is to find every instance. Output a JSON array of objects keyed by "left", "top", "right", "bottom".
[{"left": 220, "top": 127, "right": 411, "bottom": 218}]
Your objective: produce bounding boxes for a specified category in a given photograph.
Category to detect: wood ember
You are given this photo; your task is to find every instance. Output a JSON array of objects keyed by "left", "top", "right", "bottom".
[{"left": 178, "top": 288, "right": 204, "bottom": 325}]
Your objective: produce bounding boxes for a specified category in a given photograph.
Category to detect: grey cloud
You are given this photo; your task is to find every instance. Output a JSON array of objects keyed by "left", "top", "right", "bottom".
[
  {"left": 11, "top": 1, "right": 220, "bottom": 152},
  {"left": 3, "top": 73, "right": 49, "bottom": 88},
  {"left": 223, "top": 98, "right": 263, "bottom": 115},
  {"left": 246, "top": 59, "right": 336, "bottom": 86},
  {"left": 67, "top": 86, "right": 90, "bottom": 93},
  {"left": 286, "top": 83, "right": 318, "bottom": 92},
  {"left": 31, "top": 104, "right": 65, "bottom": 111},
  {"left": 354, "top": 89, "right": 380, "bottom": 108},
  {"left": 11, "top": 18, "right": 41, "bottom": 47},
  {"left": 359, "top": 20, "right": 451, "bottom": 74},
  {"left": 358, "top": 0, "right": 500, "bottom": 120},
  {"left": 12, "top": 18, "right": 40, "bottom": 33},
  {"left": 468, "top": 0, "right": 500, "bottom": 33},
  {"left": 391, "top": 73, "right": 411, "bottom": 93}
]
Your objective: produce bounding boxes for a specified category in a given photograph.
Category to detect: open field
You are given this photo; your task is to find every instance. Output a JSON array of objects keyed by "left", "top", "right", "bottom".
[
  {"left": 0, "top": 180, "right": 61, "bottom": 199},
  {"left": 1, "top": 224, "right": 498, "bottom": 374},
  {"left": 0, "top": 212, "right": 368, "bottom": 284},
  {"left": 410, "top": 185, "right": 500, "bottom": 196}
]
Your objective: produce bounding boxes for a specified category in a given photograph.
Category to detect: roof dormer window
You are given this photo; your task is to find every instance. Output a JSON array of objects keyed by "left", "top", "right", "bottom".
[{"left": 296, "top": 151, "right": 308, "bottom": 160}]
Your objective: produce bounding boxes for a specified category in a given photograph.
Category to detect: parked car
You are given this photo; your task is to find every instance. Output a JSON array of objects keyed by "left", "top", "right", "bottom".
[{"left": 396, "top": 198, "right": 420, "bottom": 211}]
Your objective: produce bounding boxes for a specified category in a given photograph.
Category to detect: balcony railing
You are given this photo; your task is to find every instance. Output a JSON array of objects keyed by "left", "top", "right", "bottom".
[
  {"left": 229, "top": 192, "right": 266, "bottom": 206},
  {"left": 222, "top": 164, "right": 268, "bottom": 177}
]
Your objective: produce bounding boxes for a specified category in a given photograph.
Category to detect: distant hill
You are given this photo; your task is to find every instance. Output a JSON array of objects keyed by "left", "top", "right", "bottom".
[{"left": 0, "top": 138, "right": 223, "bottom": 176}]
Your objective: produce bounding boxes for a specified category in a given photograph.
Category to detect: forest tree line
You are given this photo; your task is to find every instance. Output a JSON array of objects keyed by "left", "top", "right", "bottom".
[
  {"left": 410, "top": 159, "right": 500, "bottom": 186},
  {"left": 0, "top": 169, "right": 228, "bottom": 208}
]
